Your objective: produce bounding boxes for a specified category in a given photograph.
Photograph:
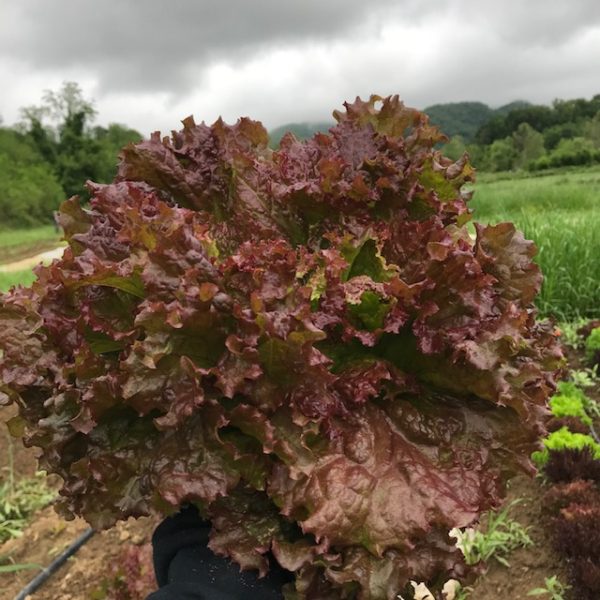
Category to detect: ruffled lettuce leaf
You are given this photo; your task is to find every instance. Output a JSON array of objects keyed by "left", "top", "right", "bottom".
[{"left": 0, "top": 96, "right": 561, "bottom": 599}]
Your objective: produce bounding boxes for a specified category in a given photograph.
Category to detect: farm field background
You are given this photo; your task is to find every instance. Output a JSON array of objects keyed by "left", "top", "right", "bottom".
[{"left": 470, "top": 165, "right": 600, "bottom": 320}]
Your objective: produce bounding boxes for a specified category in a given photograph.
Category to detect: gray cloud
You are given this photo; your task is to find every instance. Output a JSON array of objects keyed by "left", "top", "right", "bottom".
[
  {"left": 1, "top": 0, "right": 599, "bottom": 134},
  {"left": 0, "top": 0, "right": 403, "bottom": 93}
]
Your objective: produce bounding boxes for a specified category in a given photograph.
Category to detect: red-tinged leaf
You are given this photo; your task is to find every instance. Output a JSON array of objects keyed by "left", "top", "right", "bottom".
[{"left": 0, "top": 96, "right": 561, "bottom": 598}]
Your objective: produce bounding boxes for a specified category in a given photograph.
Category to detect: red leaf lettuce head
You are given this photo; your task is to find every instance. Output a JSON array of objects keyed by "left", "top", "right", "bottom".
[{"left": 0, "top": 95, "right": 562, "bottom": 599}]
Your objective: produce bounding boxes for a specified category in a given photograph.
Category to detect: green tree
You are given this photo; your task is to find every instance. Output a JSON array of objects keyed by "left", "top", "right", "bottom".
[
  {"left": 0, "top": 127, "right": 65, "bottom": 228},
  {"left": 512, "top": 123, "right": 545, "bottom": 169},
  {"left": 583, "top": 111, "right": 600, "bottom": 149},
  {"left": 486, "top": 138, "right": 517, "bottom": 172},
  {"left": 442, "top": 135, "right": 468, "bottom": 161},
  {"left": 547, "top": 137, "right": 596, "bottom": 167},
  {"left": 424, "top": 102, "right": 493, "bottom": 142},
  {"left": 93, "top": 123, "right": 142, "bottom": 182},
  {"left": 0, "top": 153, "right": 64, "bottom": 228},
  {"left": 21, "top": 82, "right": 100, "bottom": 198}
]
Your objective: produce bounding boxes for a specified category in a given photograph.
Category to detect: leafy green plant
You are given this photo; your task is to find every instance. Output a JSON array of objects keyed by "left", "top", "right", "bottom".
[
  {"left": 558, "top": 318, "right": 587, "bottom": 349},
  {"left": 585, "top": 327, "right": 600, "bottom": 364},
  {"left": 549, "top": 391, "right": 593, "bottom": 426},
  {"left": 449, "top": 501, "right": 533, "bottom": 567},
  {"left": 0, "top": 96, "right": 561, "bottom": 599},
  {"left": 556, "top": 380, "right": 600, "bottom": 419},
  {"left": 527, "top": 575, "right": 571, "bottom": 599},
  {"left": 557, "top": 319, "right": 587, "bottom": 349},
  {"left": 532, "top": 426, "right": 600, "bottom": 468},
  {"left": 568, "top": 366, "right": 599, "bottom": 389}
]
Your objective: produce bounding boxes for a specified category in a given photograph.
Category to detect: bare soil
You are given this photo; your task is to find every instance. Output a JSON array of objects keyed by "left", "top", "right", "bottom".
[
  {"left": 0, "top": 405, "right": 158, "bottom": 599},
  {"left": 466, "top": 475, "right": 568, "bottom": 599}
]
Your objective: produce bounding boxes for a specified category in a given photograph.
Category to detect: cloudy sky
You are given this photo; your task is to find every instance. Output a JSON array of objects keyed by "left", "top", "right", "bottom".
[{"left": 1, "top": 0, "right": 599, "bottom": 136}]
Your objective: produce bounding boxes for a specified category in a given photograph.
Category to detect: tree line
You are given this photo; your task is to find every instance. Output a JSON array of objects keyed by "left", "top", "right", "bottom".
[
  {"left": 0, "top": 82, "right": 141, "bottom": 229},
  {"left": 438, "top": 95, "right": 600, "bottom": 172},
  {"left": 3, "top": 85, "right": 600, "bottom": 230}
]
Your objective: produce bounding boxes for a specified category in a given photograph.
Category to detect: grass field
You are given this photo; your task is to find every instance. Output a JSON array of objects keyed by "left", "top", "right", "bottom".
[
  {"left": 471, "top": 166, "right": 600, "bottom": 319},
  {"left": 0, "top": 269, "right": 37, "bottom": 292},
  {"left": 0, "top": 225, "right": 62, "bottom": 265}
]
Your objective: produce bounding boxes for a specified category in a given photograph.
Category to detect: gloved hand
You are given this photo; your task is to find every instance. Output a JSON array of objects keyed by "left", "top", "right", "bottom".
[{"left": 146, "top": 504, "right": 293, "bottom": 599}]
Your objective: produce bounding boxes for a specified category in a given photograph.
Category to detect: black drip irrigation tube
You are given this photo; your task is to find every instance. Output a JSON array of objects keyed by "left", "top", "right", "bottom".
[{"left": 13, "top": 528, "right": 95, "bottom": 600}]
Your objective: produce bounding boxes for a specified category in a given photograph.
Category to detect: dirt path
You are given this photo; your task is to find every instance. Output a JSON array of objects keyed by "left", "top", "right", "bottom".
[{"left": 0, "top": 246, "right": 66, "bottom": 273}]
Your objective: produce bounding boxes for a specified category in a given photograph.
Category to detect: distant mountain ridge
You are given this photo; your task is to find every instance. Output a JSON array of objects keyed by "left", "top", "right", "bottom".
[
  {"left": 423, "top": 100, "right": 531, "bottom": 142},
  {"left": 268, "top": 100, "right": 532, "bottom": 146},
  {"left": 268, "top": 122, "right": 333, "bottom": 148}
]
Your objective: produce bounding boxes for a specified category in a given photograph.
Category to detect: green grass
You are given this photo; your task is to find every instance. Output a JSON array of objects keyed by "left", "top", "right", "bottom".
[
  {"left": 449, "top": 499, "right": 533, "bottom": 568},
  {"left": 0, "top": 225, "right": 61, "bottom": 249},
  {"left": 0, "top": 269, "right": 37, "bottom": 292},
  {"left": 471, "top": 166, "right": 600, "bottom": 319},
  {"left": 0, "top": 225, "right": 63, "bottom": 264},
  {"left": 1, "top": 431, "right": 55, "bottom": 544}
]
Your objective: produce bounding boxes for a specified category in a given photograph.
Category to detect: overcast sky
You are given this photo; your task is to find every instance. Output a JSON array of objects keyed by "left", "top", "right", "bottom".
[{"left": 1, "top": 0, "right": 599, "bottom": 136}]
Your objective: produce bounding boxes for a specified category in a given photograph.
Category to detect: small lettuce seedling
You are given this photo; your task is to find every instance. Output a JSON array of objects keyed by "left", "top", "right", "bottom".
[{"left": 549, "top": 392, "right": 592, "bottom": 426}]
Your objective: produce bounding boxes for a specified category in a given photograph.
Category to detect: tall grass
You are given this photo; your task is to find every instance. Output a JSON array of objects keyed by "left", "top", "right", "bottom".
[{"left": 471, "top": 167, "right": 600, "bottom": 319}]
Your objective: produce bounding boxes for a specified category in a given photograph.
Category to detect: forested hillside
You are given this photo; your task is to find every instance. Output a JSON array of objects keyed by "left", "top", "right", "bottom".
[
  {"left": 423, "top": 100, "right": 531, "bottom": 142},
  {"left": 445, "top": 95, "right": 600, "bottom": 172},
  {"left": 268, "top": 121, "right": 333, "bottom": 147}
]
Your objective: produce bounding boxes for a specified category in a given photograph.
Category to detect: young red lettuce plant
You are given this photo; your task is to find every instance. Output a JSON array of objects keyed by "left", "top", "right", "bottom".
[{"left": 0, "top": 96, "right": 562, "bottom": 599}]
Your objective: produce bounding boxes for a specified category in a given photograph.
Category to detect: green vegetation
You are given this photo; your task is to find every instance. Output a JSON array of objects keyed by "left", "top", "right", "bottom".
[
  {"left": 0, "top": 560, "right": 42, "bottom": 574},
  {"left": 0, "top": 434, "right": 55, "bottom": 544},
  {"left": 549, "top": 389, "right": 593, "bottom": 426},
  {"left": 0, "top": 270, "right": 37, "bottom": 292},
  {"left": 532, "top": 427, "right": 600, "bottom": 467},
  {"left": 449, "top": 501, "right": 533, "bottom": 567},
  {"left": 424, "top": 100, "right": 531, "bottom": 142},
  {"left": 557, "top": 319, "right": 588, "bottom": 349},
  {"left": 0, "top": 225, "right": 60, "bottom": 247},
  {"left": 0, "top": 129, "right": 64, "bottom": 228},
  {"left": 527, "top": 576, "right": 571, "bottom": 599},
  {"left": 0, "top": 225, "right": 62, "bottom": 266},
  {"left": 471, "top": 168, "right": 600, "bottom": 319},
  {"left": 567, "top": 367, "right": 599, "bottom": 391},
  {"left": 0, "top": 81, "right": 141, "bottom": 229},
  {"left": 585, "top": 327, "right": 600, "bottom": 363},
  {"left": 435, "top": 94, "right": 600, "bottom": 173},
  {"left": 268, "top": 121, "right": 333, "bottom": 148}
]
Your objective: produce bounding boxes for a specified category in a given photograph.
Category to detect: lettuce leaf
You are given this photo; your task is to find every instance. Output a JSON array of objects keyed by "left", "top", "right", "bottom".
[{"left": 0, "top": 95, "right": 561, "bottom": 599}]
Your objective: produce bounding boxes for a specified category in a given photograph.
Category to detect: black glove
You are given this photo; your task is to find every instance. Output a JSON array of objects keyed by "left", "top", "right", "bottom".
[{"left": 146, "top": 504, "right": 293, "bottom": 599}]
